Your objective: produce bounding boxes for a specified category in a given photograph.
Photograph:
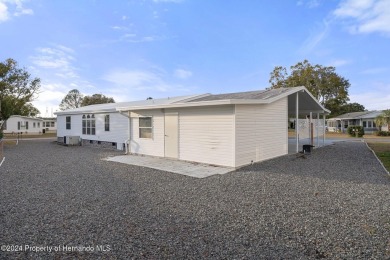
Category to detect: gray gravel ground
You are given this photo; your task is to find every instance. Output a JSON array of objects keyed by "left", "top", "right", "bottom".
[{"left": 1, "top": 140, "right": 389, "bottom": 259}]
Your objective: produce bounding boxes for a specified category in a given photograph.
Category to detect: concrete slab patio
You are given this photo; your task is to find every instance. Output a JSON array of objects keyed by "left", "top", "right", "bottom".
[{"left": 104, "top": 154, "right": 234, "bottom": 178}]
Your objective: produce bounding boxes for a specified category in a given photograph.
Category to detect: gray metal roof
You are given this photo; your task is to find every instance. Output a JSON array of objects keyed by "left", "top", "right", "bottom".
[
  {"left": 188, "top": 88, "right": 292, "bottom": 102},
  {"left": 329, "top": 110, "right": 383, "bottom": 120},
  {"left": 55, "top": 94, "right": 203, "bottom": 115}
]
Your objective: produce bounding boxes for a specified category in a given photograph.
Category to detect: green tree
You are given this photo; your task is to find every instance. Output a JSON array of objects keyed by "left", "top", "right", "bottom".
[
  {"left": 269, "top": 60, "right": 350, "bottom": 109},
  {"left": 59, "top": 89, "right": 84, "bottom": 110},
  {"left": 328, "top": 102, "right": 366, "bottom": 117},
  {"left": 81, "top": 93, "right": 115, "bottom": 107},
  {"left": 0, "top": 58, "right": 41, "bottom": 121},
  {"left": 375, "top": 109, "right": 390, "bottom": 131}
]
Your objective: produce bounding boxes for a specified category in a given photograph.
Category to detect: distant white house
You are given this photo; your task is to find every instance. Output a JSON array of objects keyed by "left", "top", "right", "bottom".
[
  {"left": 40, "top": 117, "right": 57, "bottom": 133},
  {"left": 3, "top": 115, "right": 44, "bottom": 134},
  {"left": 327, "top": 111, "right": 388, "bottom": 134},
  {"left": 55, "top": 86, "right": 329, "bottom": 168}
]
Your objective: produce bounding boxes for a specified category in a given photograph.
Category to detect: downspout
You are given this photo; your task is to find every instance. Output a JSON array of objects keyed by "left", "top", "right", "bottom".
[{"left": 119, "top": 110, "right": 131, "bottom": 154}]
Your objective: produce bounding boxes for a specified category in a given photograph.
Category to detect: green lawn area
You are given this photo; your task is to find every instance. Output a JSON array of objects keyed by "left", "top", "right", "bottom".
[{"left": 367, "top": 142, "right": 390, "bottom": 172}]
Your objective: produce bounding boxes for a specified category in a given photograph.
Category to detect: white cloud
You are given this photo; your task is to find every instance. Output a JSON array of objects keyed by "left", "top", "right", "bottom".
[
  {"left": 153, "top": 0, "right": 184, "bottom": 3},
  {"left": 299, "top": 19, "right": 330, "bottom": 54},
  {"left": 112, "top": 26, "right": 128, "bottom": 30},
  {"left": 120, "top": 34, "right": 159, "bottom": 43},
  {"left": 350, "top": 91, "right": 390, "bottom": 110},
  {"left": 0, "top": 2, "right": 9, "bottom": 22},
  {"left": 350, "top": 81, "right": 390, "bottom": 110},
  {"left": 0, "top": 0, "right": 33, "bottom": 23},
  {"left": 174, "top": 69, "right": 192, "bottom": 79},
  {"left": 31, "top": 83, "right": 70, "bottom": 116},
  {"left": 30, "top": 45, "right": 78, "bottom": 78},
  {"left": 297, "top": 0, "right": 320, "bottom": 8},
  {"left": 362, "top": 67, "right": 389, "bottom": 74},
  {"left": 333, "top": 0, "right": 390, "bottom": 35},
  {"left": 103, "top": 70, "right": 161, "bottom": 88},
  {"left": 102, "top": 68, "right": 192, "bottom": 101},
  {"left": 328, "top": 59, "right": 350, "bottom": 67}
]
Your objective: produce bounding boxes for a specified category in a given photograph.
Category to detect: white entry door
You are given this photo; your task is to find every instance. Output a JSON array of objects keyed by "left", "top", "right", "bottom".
[{"left": 164, "top": 113, "right": 178, "bottom": 158}]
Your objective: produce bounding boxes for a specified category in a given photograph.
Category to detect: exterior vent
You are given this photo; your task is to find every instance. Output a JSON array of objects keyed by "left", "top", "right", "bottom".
[{"left": 66, "top": 136, "right": 80, "bottom": 146}]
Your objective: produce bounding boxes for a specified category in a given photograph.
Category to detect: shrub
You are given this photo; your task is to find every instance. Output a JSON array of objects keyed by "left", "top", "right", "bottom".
[
  {"left": 0, "top": 131, "right": 3, "bottom": 140},
  {"left": 347, "top": 125, "right": 364, "bottom": 137},
  {"left": 376, "top": 131, "right": 390, "bottom": 136}
]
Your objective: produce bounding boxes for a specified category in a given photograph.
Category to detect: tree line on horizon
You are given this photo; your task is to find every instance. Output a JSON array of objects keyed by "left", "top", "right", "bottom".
[{"left": 58, "top": 89, "right": 115, "bottom": 111}]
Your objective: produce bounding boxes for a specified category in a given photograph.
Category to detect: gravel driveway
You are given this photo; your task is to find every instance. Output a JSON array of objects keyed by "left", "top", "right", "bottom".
[{"left": 1, "top": 140, "right": 389, "bottom": 259}]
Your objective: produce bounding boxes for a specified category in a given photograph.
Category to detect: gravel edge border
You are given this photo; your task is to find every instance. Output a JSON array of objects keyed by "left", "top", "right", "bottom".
[{"left": 364, "top": 141, "right": 390, "bottom": 176}]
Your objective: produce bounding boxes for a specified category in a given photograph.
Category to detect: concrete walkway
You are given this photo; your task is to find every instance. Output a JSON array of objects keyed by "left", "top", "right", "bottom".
[
  {"left": 104, "top": 154, "right": 234, "bottom": 178},
  {"left": 287, "top": 137, "right": 361, "bottom": 154}
]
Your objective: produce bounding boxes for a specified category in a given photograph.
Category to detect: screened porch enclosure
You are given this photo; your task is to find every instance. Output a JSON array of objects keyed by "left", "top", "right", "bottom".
[{"left": 287, "top": 90, "right": 329, "bottom": 153}]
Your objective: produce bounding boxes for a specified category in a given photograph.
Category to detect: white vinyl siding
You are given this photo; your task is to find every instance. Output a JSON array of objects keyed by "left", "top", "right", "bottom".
[
  {"left": 3, "top": 116, "right": 43, "bottom": 134},
  {"left": 94, "top": 113, "right": 129, "bottom": 148},
  {"left": 130, "top": 109, "right": 165, "bottom": 157},
  {"left": 235, "top": 97, "right": 288, "bottom": 167},
  {"left": 176, "top": 105, "right": 235, "bottom": 167},
  {"left": 58, "top": 113, "right": 129, "bottom": 150}
]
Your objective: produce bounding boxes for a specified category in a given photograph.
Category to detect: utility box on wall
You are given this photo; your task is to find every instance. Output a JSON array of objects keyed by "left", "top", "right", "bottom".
[{"left": 65, "top": 136, "right": 80, "bottom": 146}]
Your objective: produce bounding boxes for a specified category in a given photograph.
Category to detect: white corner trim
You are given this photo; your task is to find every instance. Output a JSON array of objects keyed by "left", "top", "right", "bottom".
[{"left": 0, "top": 157, "right": 5, "bottom": 167}]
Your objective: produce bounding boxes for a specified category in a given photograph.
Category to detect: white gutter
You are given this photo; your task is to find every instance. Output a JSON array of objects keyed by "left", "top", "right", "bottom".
[{"left": 118, "top": 111, "right": 132, "bottom": 155}]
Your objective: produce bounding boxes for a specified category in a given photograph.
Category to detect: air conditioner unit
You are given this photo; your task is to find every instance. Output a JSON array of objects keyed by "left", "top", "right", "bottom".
[{"left": 66, "top": 136, "right": 80, "bottom": 146}]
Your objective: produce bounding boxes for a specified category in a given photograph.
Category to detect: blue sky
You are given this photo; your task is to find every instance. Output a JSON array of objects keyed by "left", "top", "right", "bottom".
[{"left": 0, "top": 0, "right": 389, "bottom": 116}]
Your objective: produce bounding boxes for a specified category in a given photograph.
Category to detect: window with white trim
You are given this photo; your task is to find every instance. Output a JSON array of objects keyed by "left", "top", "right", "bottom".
[
  {"left": 66, "top": 116, "right": 71, "bottom": 129},
  {"left": 139, "top": 117, "right": 152, "bottom": 138},
  {"left": 104, "top": 115, "right": 110, "bottom": 131},
  {"left": 82, "top": 114, "right": 96, "bottom": 135}
]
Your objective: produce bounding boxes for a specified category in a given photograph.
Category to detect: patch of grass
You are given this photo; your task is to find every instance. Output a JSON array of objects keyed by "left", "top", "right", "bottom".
[
  {"left": 367, "top": 143, "right": 390, "bottom": 172},
  {"left": 3, "top": 140, "right": 17, "bottom": 146},
  {"left": 3, "top": 132, "right": 57, "bottom": 139}
]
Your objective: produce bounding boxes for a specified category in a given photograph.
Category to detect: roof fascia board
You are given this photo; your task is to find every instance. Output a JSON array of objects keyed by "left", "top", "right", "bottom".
[
  {"left": 259, "top": 86, "right": 331, "bottom": 114},
  {"left": 55, "top": 108, "right": 117, "bottom": 115},
  {"left": 9, "top": 115, "right": 43, "bottom": 121}
]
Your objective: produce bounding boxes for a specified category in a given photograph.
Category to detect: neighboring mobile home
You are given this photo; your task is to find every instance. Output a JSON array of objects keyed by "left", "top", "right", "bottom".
[
  {"left": 55, "top": 87, "right": 329, "bottom": 168},
  {"left": 40, "top": 117, "right": 57, "bottom": 133},
  {"left": 327, "top": 110, "right": 387, "bottom": 134},
  {"left": 3, "top": 115, "right": 43, "bottom": 134}
]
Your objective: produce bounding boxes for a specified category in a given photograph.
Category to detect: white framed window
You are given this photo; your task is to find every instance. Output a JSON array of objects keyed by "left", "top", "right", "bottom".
[
  {"left": 104, "top": 115, "right": 110, "bottom": 131},
  {"left": 139, "top": 117, "right": 152, "bottom": 138},
  {"left": 66, "top": 116, "right": 71, "bottom": 129},
  {"left": 82, "top": 114, "right": 96, "bottom": 135}
]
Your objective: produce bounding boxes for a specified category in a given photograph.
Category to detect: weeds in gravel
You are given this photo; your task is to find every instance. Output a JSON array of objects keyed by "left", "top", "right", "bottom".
[{"left": 367, "top": 143, "right": 390, "bottom": 172}]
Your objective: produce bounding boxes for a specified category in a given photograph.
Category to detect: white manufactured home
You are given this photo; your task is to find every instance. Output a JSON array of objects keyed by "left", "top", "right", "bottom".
[
  {"left": 327, "top": 110, "right": 388, "bottom": 134},
  {"left": 55, "top": 87, "right": 329, "bottom": 168},
  {"left": 3, "top": 115, "right": 44, "bottom": 134}
]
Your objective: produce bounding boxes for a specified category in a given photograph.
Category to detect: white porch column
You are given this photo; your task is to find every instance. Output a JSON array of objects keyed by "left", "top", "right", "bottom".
[
  {"left": 310, "top": 112, "right": 313, "bottom": 146},
  {"left": 323, "top": 113, "right": 326, "bottom": 146},
  {"left": 296, "top": 92, "right": 299, "bottom": 153},
  {"left": 316, "top": 112, "right": 320, "bottom": 147}
]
